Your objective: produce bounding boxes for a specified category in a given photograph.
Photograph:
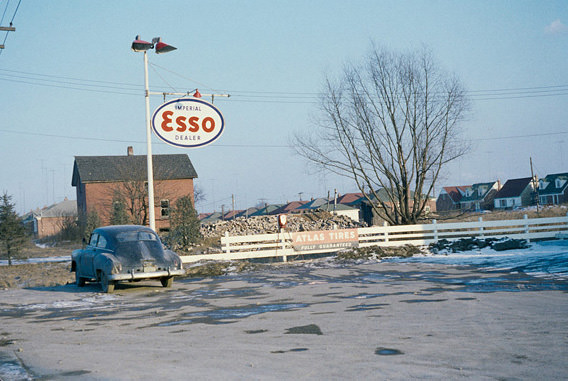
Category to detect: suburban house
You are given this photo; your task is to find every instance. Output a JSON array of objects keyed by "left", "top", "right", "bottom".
[
  {"left": 459, "top": 181, "right": 500, "bottom": 211},
  {"left": 436, "top": 186, "right": 469, "bottom": 212},
  {"left": 538, "top": 172, "right": 568, "bottom": 205},
  {"left": 23, "top": 198, "right": 77, "bottom": 238},
  {"left": 493, "top": 177, "right": 537, "bottom": 209},
  {"left": 72, "top": 147, "right": 198, "bottom": 232}
]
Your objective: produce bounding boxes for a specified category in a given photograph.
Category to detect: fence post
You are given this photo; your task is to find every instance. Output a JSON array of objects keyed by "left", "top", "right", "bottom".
[
  {"left": 224, "top": 231, "right": 231, "bottom": 254},
  {"left": 281, "top": 233, "right": 287, "bottom": 262},
  {"left": 432, "top": 219, "right": 438, "bottom": 242},
  {"left": 524, "top": 214, "right": 530, "bottom": 242},
  {"left": 479, "top": 217, "right": 484, "bottom": 238},
  {"left": 383, "top": 221, "right": 389, "bottom": 242}
]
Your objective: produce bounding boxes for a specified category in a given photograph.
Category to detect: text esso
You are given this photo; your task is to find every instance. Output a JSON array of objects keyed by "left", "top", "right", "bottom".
[{"left": 151, "top": 98, "right": 224, "bottom": 148}]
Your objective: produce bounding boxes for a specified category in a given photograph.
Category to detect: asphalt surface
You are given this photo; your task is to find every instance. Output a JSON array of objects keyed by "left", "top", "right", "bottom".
[{"left": 1, "top": 261, "right": 568, "bottom": 380}]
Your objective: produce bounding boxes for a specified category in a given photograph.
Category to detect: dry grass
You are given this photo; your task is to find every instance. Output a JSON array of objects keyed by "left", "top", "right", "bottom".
[{"left": 431, "top": 205, "right": 567, "bottom": 223}]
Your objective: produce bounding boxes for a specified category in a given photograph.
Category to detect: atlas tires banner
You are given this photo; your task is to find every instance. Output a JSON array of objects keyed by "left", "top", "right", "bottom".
[
  {"left": 290, "top": 228, "right": 359, "bottom": 251},
  {"left": 151, "top": 98, "right": 225, "bottom": 148}
]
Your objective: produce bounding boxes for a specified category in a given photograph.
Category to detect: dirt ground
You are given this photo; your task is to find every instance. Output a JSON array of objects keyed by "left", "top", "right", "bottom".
[{"left": 0, "top": 262, "right": 74, "bottom": 289}]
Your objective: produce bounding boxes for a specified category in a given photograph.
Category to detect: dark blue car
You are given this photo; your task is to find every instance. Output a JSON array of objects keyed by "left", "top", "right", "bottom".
[{"left": 71, "top": 225, "right": 185, "bottom": 293}]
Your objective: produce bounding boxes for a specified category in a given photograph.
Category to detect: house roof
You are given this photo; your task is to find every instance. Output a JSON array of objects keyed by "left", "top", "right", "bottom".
[
  {"left": 336, "top": 193, "right": 364, "bottom": 205},
  {"left": 223, "top": 210, "right": 244, "bottom": 220},
  {"left": 297, "top": 198, "right": 331, "bottom": 210},
  {"left": 440, "top": 186, "right": 469, "bottom": 203},
  {"left": 270, "top": 201, "right": 308, "bottom": 215},
  {"left": 494, "top": 177, "right": 533, "bottom": 199},
  {"left": 72, "top": 154, "right": 197, "bottom": 185},
  {"left": 539, "top": 173, "right": 568, "bottom": 196},
  {"left": 199, "top": 212, "right": 222, "bottom": 224},
  {"left": 250, "top": 204, "right": 283, "bottom": 216},
  {"left": 37, "top": 198, "right": 77, "bottom": 218},
  {"left": 460, "top": 182, "right": 497, "bottom": 203}
]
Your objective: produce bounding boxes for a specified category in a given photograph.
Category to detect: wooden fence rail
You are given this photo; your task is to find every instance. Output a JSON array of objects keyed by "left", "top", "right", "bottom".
[{"left": 179, "top": 214, "right": 568, "bottom": 264}]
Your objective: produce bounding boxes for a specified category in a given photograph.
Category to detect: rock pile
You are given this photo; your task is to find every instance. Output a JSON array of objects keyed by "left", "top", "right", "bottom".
[
  {"left": 200, "top": 211, "right": 361, "bottom": 238},
  {"left": 429, "top": 237, "right": 529, "bottom": 253}
]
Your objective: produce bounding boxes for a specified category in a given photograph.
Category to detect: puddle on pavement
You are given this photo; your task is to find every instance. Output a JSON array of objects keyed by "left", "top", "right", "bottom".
[
  {"left": 271, "top": 348, "right": 309, "bottom": 354},
  {"left": 155, "top": 303, "right": 309, "bottom": 326},
  {"left": 375, "top": 347, "right": 404, "bottom": 356},
  {"left": 400, "top": 299, "right": 447, "bottom": 304},
  {"left": 285, "top": 324, "right": 323, "bottom": 335},
  {"left": 346, "top": 303, "right": 389, "bottom": 312}
]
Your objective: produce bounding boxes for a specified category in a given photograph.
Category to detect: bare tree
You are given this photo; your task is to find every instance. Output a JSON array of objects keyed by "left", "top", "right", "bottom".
[{"left": 294, "top": 45, "right": 470, "bottom": 225}]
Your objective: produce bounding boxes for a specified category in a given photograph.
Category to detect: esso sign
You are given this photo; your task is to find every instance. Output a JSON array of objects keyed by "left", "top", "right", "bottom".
[{"left": 151, "top": 98, "right": 224, "bottom": 148}]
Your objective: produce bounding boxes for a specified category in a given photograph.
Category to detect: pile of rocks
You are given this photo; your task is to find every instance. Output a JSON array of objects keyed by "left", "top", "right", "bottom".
[
  {"left": 429, "top": 237, "right": 529, "bottom": 253},
  {"left": 200, "top": 211, "right": 361, "bottom": 238}
]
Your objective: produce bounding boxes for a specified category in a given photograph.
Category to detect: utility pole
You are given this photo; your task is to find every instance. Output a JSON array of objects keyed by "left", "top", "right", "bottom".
[
  {"left": 0, "top": 24, "right": 15, "bottom": 50},
  {"left": 530, "top": 157, "right": 540, "bottom": 213}
]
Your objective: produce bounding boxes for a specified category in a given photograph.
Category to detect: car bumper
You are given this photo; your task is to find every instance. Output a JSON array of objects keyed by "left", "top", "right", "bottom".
[{"left": 108, "top": 268, "right": 186, "bottom": 281}]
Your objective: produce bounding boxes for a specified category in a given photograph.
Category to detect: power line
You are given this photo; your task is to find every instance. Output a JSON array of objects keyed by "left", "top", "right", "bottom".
[
  {"left": 1, "top": 67, "right": 568, "bottom": 103},
  {"left": 0, "top": 128, "right": 290, "bottom": 147},
  {"left": 0, "top": 0, "right": 21, "bottom": 54}
]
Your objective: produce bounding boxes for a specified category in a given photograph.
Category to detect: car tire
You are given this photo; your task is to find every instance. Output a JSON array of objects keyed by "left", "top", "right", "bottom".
[
  {"left": 101, "top": 272, "right": 115, "bottom": 293},
  {"left": 75, "top": 271, "right": 86, "bottom": 287},
  {"left": 160, "top": 276, "right": 173, "bottom": 288}
]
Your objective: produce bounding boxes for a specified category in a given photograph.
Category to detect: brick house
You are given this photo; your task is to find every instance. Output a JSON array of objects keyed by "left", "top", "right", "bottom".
[
  {"left": 72, "top": 147, "right": 198, "bottom": 232},
  {"left": 23, "top": 198, "right": 77, "bottom": 238}
]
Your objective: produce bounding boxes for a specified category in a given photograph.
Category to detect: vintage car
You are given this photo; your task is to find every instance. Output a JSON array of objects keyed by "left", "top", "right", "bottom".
[{"left": 71, "top": 225, "right": 185, "bottom": 293}]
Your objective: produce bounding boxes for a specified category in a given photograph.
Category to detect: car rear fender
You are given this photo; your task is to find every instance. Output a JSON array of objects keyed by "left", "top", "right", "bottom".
[{"left": 94, "top": 252, "right": 121, "bottom": 277}]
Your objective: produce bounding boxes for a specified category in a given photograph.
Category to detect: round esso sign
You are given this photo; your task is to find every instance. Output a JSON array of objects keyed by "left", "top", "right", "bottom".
[{"left": 151, "top": 98, "right": 224, "bottom": 148}]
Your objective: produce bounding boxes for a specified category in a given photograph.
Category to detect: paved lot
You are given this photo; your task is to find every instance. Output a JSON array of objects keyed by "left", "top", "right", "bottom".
[{"left": 1, "top": 262, "right": 568, "bottom": 380}]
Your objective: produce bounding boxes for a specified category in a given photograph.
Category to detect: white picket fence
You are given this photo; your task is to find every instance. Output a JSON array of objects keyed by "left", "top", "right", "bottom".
[{"left": 179, "top": 214, "right": 568, "bottom": 264}]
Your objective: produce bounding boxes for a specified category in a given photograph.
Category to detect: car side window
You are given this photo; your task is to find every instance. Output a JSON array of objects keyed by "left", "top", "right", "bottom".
[
  {"left": 97, "top": 235, "right": 108, "bottom": 249},
  {"left": 89, "top": 233, "right": 99, "bottom": 247}
]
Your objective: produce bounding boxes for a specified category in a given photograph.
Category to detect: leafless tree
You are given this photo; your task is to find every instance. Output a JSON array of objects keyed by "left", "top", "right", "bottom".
[{"left": 294, "top": 45, "right": 470, "bottom": 225}]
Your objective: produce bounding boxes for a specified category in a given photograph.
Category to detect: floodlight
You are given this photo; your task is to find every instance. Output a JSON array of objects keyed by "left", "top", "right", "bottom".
[{"left": 131, "top": 35, "right": 153, "bottom": 52}]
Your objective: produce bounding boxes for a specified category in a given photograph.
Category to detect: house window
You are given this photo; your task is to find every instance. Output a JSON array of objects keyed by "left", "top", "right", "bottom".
[
  {"left": 160, "top": 199, "right": 170, "bottom": 217},
  {"left": 556, "top": 179, "right": 566, "bottom": 189},
  {"left": 499, "top": 199, "right": 507, "bottom": 207}
]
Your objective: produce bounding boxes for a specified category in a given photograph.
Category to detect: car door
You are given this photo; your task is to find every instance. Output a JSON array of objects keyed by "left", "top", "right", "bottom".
[{"left": 79, "top": 233, "right": 99, "bottom": 279}]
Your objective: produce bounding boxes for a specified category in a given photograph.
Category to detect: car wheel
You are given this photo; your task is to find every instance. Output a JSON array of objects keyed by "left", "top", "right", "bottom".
[
  {"left": 101, "top": 272, "right": 115, "bottom": 293},
  {"left": 75, "top": 271, "right": 85, "bottom": 287},
  {"left": 160, "top": 276, "right": 173, "bottom": 288}
]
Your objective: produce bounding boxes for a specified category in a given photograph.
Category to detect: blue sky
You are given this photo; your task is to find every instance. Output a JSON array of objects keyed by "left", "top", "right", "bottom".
[{"left": 1, "top": 0, "right": 567, "bottom": 214}]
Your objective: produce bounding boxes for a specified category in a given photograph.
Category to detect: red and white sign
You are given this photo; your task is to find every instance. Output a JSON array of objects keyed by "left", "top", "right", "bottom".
[
  {"left": 290, "top": 228, "right": 359, "bottom": 251},
  {"left": 151, "top": 98, "right": 224, "bottom": 148}
]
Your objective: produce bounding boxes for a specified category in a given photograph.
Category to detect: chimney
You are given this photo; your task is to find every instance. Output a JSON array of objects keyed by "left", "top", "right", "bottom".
[{"left": 127, "top": 146, "right": 134, "bottom": 156}]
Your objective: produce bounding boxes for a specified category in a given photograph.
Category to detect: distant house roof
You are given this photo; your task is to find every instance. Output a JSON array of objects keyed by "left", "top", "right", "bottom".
[
  {"left": 250, "top": 204, "right": 283, "bottom": 216},
  {"left": 223, "top": 210, "right": 244, "bottom": 220},
  {"left": 336, "top": 193, "right": 364, "bottom": 205},
  {"left": 297, "top": 198, "right": 331, "bottom": 211},
  {"left": 72, "top": 154, "right": 197, "bottom": 185},
  {"left": 199, "top": 212, "right": 222, "bottom": 224},
  {"left": 235, "top": 207, "right": 260, "bottom": 218},
  {"left": 270, "top": 201, "right": 308, "bottom": 215},
  {"left": 460, "top": 182, "right": 497, "bottom": 203},
  {"left": 37, "top": 198, "right": 77, "bottom": 218},
  {"left": 539, "top": 173, "right": 568, "bottom": 196},
  {"left": 494, "top": 177, "right": 533, "bottom": 199},
  {"left": 441, "top": 186, "right": 469, "bottom": 203}
]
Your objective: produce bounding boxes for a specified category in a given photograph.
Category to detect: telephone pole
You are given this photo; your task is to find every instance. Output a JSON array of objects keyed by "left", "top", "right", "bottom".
[{"left": 0, "top": 24, "right": 16, "bottom": 50}]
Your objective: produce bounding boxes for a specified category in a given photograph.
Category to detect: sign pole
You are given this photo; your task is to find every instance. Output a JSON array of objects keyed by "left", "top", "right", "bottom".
[{"left": 144, "top": 50, "right": 156, "bottom": 231}]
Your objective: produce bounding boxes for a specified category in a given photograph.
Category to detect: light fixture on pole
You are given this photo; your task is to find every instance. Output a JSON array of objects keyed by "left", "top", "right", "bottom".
[{"left": 131, "top": 35, "right": 176, "bottom": 231}]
